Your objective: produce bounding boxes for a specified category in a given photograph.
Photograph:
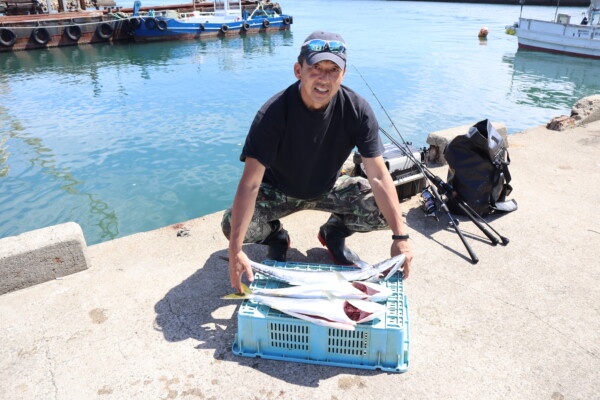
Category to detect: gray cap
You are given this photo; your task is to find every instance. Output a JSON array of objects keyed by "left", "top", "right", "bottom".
[{"left": 300, "top": 31, "right": 347, "bottom": 70}]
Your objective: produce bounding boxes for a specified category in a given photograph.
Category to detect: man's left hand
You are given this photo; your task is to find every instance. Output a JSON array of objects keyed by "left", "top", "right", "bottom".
[{"left": 391, "top": 240, "right": 413, "bottom": 279}]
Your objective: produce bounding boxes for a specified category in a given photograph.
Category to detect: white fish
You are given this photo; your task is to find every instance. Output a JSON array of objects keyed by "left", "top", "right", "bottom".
[
  {"left": 225, "top": 284, "right": 387, "bottom": 331},
  {"left": 250, "top": 280, "right": 392, "bottom": 302},
  {"left": 249, "top": 254, "right": 406, "bottom": 286}
]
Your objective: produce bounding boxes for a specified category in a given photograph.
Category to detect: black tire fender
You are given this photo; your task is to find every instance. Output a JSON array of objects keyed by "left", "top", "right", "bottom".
[
  {"left": 130, "top": 17, "right": 142, "bottom": 30},
  {"left": 242, "top": 22, "right": 250, "bottom": 31},
  {"left": 220, "top": 24, "right": 229, "bottom": 33},
  {"left": 65, "top": 25, "right": 82, "bottom": 41},
  {"left": 32, "top": 27, "right": 50, "bottom": 45},
  {"left": 262, "top": 19, "right": 270, "bottom": 28},
  {"left": 121, "top": 19, "right": 131, "bottom": 32},
  {"left": 157, "top": 19, "right": 168, "bottom": 31},
  {"left": 97, "top": 22, "right": 114, "bottom": 39},
  {"left": 144, "top": 17, "right": 157, "bottom": 30},
  {"left": 283, "top": 17, "right": 291, "bottom": 25},
  {"left": 0, "top": 28, "right": 17, "bottom": 47}
]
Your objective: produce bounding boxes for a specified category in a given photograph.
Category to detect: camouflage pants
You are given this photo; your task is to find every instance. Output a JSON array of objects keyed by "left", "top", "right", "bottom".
[{"left": 221, "top": 175, "right": 389, "bottom": 243}]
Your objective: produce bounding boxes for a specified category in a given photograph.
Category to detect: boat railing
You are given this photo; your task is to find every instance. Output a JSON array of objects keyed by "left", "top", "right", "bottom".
[
  {"left": 249, "top": 8, "right": 277, "bottom": 20},
  {"left": 520, "top": 16, "right": 600, "bottom": 40}
]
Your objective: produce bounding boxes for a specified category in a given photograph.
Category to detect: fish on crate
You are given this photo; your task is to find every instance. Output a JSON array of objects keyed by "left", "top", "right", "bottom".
[
  {"left": 224, "top": 284, "right": 387, "bottom": 331},
  {"left": 249, "top": 279, "right": 392, "bottom": 302},
  {"left": 248, "top": 254, "right": 406, "bottom": 286}
]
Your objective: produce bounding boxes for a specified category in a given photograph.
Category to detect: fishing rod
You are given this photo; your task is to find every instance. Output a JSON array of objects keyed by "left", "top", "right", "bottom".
[
  {"left": 447, "top": 187, "right": 509, "bottom": 245},
  {"left": 379, "top": 126, "right": 489, "bottom": 264},
  {"left": 354, "top": 66, "right": 509, "bottom": 247},
  {"left": 380, "top": 126, "right": 507, "bottom": 246},
  {"left": 353, "top": 66, "right": 508, "bottom": 263},
  {"left": 426, "top": 170, "right": 479, "bottom": 263}
]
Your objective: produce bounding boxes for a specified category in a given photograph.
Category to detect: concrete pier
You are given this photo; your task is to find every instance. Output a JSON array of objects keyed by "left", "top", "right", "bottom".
[{"left": 0, "top": 121, "right": 599, "bottom": 399}]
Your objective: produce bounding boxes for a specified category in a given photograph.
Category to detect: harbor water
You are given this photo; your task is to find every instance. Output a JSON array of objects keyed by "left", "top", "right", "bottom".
[{"left": 1, "top": 0, "right": 598, "bottom": 245}]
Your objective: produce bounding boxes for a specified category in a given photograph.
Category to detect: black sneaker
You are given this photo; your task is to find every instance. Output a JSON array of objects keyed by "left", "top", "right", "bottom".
[{"left": 259, "top": 221, "right": 290, "bottom": 262}]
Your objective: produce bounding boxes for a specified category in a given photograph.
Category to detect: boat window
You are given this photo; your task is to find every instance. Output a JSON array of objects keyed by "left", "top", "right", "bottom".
[
  {"left": 214, "top": 0, "right": 240, "bottom": 12},
  {"left": 556, "top": 13, "right": 571, "bottom": 24}
]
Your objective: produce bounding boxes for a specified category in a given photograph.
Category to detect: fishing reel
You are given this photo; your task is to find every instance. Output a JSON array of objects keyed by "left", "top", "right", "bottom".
[
  {"left": 420, "top": 185, "right": 460, "bottom": 228},
  {"left": 420, "top": 187, "right": 439, "bottom": 220}
]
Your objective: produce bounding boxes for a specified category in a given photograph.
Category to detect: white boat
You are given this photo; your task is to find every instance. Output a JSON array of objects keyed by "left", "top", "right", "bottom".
[{"left": 507, "top": 0, "right": 600, "bottom": 59}]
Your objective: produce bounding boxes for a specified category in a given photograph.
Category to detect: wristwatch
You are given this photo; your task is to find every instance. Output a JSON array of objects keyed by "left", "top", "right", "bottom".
[{"left": 392, "top": 234, "right": 409, "bottom": 240}]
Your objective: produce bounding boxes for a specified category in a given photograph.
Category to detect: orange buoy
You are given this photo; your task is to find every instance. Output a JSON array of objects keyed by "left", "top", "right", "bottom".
[{"left": 478, "top": 27, "right": 489, "bottom": 38}]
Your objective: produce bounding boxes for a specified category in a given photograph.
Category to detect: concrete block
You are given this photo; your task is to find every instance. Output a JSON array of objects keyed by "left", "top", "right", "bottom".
[
  {"left": 426, "top": 122, "right": 507, "bottom": 165},
  {"left": 0, "top": 222, "right": 90, "bottom": 295},
  {"left": 571, "top": 95, "right": 600, "bottom": 125}
]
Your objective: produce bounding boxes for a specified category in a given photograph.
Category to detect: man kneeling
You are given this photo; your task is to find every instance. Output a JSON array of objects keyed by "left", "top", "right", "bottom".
[{"left": 221, "top": 31, "right": 413, "bottom": 292}]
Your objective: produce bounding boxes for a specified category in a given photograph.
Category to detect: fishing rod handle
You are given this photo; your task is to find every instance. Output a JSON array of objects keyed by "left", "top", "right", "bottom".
[
  {"left": 427, "top": 173, "right": 455, "bottom": 196},
  {"left": 454, "top": 200, "right": 500, "bottom": 246},
  {"left": 451, "top": 213, "right": 480, "bottom": 264},
  {"left": 459, "top": 199, "right": 510, "bottom": 247}
]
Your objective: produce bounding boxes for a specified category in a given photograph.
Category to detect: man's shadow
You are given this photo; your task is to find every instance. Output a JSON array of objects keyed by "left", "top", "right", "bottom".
[{"left": 153, "top": 245, "right": 388, "bottom": 386}]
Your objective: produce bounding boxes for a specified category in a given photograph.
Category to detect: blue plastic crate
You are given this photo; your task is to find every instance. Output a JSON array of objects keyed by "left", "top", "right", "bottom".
[{"left": 231, "top": 261, "right": 409, "bottom": 372}]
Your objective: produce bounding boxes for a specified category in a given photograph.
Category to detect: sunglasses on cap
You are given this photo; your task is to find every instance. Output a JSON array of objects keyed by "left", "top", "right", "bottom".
[{"left": 301, "top": 39, "right": 347, "bottom": 54}]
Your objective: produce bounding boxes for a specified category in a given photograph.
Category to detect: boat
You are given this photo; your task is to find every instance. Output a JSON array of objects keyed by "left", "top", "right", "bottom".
[
  {"left": 130, "top": 0, "right": 292, "bottom": 42},
  {"left": 0, "top": 10, "right": 132, "bottom": 52},
  {"left": 506, "top": 0, "right": 600, "bottom": 59},
  {"left": 0, "top": 1, "right": 289, "bottom": 52}
]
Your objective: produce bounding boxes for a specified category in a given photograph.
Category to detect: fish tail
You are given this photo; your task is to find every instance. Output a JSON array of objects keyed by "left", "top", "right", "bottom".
[{"left": 223, "top": 283, "right": 253, "bottom": 299}]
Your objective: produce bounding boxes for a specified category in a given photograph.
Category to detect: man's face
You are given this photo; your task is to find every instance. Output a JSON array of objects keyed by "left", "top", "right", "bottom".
[{"left": 294, "top": 59, "right": 345, "bottom": 111}]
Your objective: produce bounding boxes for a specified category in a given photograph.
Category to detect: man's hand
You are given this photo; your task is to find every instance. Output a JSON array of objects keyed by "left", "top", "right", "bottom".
[
  {"left": 391, "top": 240, "right": 413, "bottom": 279},
  {"left": 362, "top": 156, "right": 414, "bottom": 279},
  {"left": 229, "top": 249, "right": 254, "bottom": 293}
]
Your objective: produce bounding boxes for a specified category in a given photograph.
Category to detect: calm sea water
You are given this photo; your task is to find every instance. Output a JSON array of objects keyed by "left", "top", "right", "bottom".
[{"left": 1, "top": 1, "right": 598, "bottom": 244}]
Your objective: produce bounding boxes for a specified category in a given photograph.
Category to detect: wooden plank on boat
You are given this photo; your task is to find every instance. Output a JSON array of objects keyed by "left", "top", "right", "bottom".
[
  {"left": 0, "top": 10, "right": 103, "bottom": 22},
  {"left": 4, "top": 3, "right": 36, "bottom": 11},
  {"left": 94, "top": 0, "right": 117, "bottom": 6}
]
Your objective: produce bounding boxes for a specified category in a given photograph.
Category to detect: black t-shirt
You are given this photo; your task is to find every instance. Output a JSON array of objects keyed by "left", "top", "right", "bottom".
[{"left": 241, "top": 81, "right": 383, "bottom": 200}]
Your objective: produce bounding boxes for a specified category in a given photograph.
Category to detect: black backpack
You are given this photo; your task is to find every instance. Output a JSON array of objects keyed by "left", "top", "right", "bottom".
[{"left": 444, "top": 119, "right": 517, "bottom": 216}]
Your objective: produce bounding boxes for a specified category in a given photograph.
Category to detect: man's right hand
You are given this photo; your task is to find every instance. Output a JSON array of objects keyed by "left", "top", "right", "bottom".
[{"left": 229, "top": 249, "right": 254, "bottom": 293}]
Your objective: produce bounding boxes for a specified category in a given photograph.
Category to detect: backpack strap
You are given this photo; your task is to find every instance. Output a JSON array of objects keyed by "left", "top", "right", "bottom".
[
  {"left": 490, "top": 150, "right": 516, "bottom": 212},
  {"left": 501, "top": 151, "right": 512, "bottom": 185},
  {"left": 492, "top": 199, "right": 518, "bottom": 213}
]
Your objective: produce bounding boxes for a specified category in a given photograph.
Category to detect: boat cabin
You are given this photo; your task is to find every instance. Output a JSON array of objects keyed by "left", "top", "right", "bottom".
[
  {"left": 214, "top": 0, "right": 242, "bottom": 18},
  {"left": 588, "top": 0, "right": 600, "bottom": 25}
]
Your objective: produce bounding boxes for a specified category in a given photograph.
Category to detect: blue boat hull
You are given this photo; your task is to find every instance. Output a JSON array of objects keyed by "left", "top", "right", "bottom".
[{"left": 133, "top": 16, "right": 293, "bottom": 42}]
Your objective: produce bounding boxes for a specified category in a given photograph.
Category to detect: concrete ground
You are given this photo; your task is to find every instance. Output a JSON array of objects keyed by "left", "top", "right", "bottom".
[{"left": 1, "top": 121, "right": 599, "bottom": 400}]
